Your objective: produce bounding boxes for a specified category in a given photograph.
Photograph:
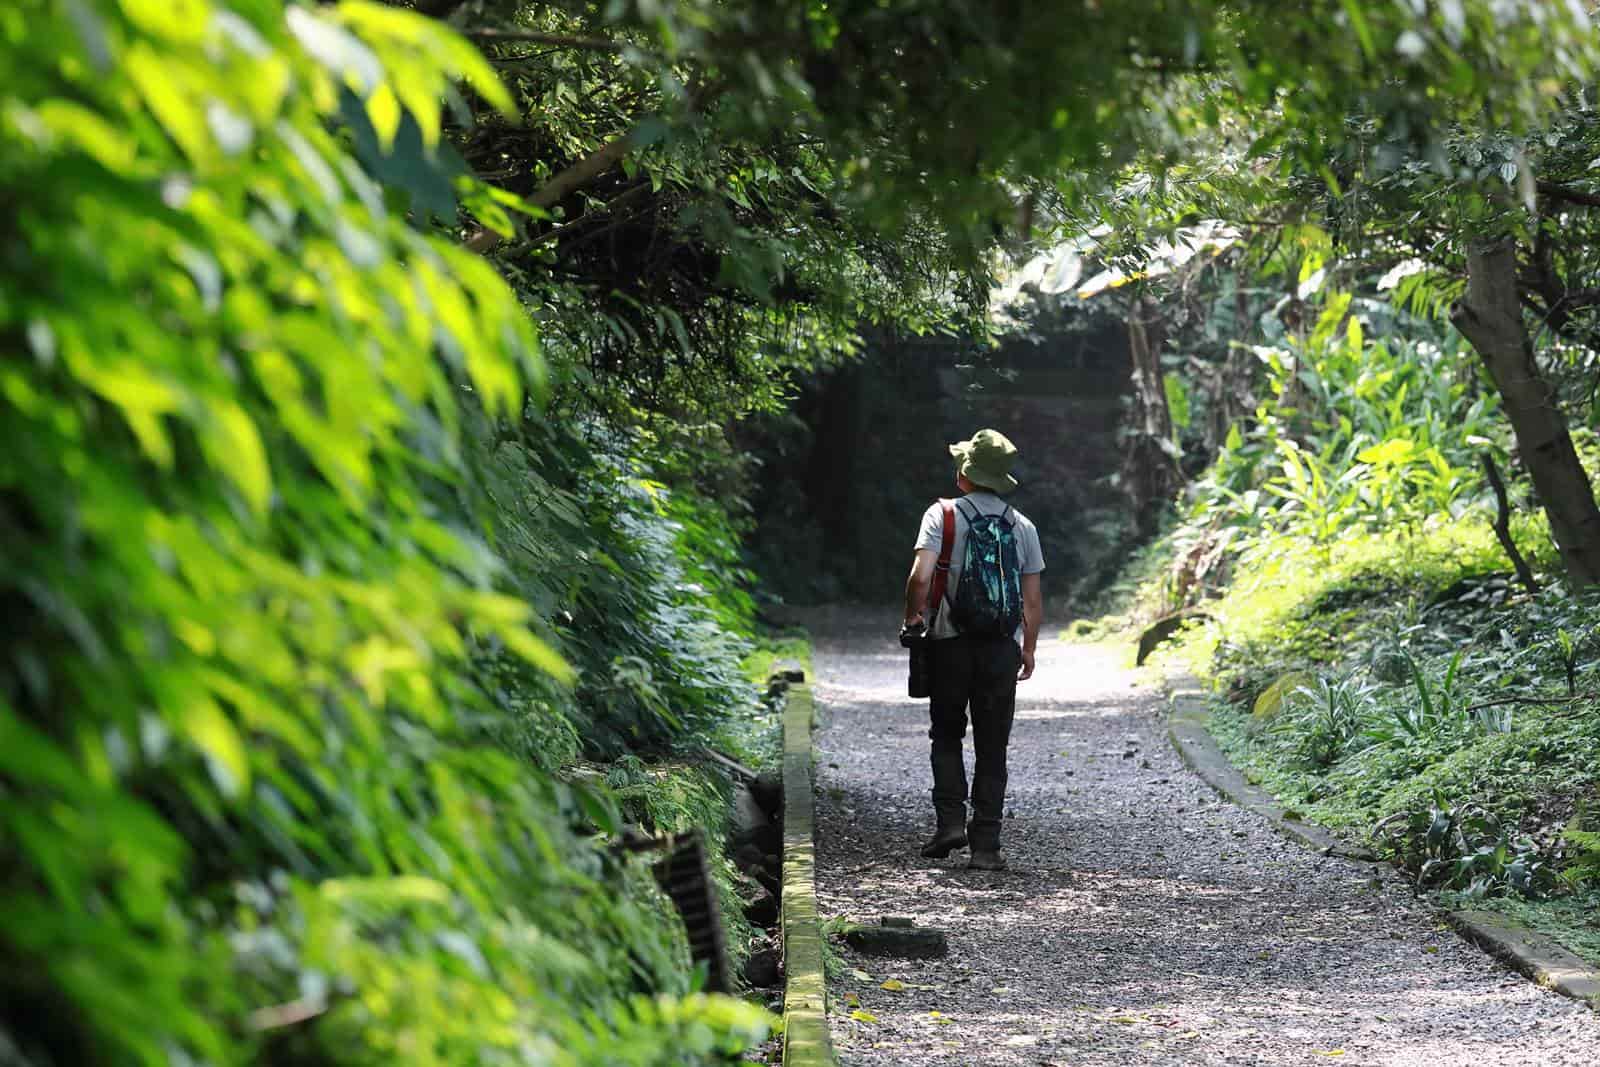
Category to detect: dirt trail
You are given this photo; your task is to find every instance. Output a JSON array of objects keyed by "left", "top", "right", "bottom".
[{"left": 802, "top": 607, "right": 1600, "bottom": 1066}]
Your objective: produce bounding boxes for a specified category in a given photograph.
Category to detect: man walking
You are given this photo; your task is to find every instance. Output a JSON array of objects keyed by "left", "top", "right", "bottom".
[{"left": 901, "top": 429, "right": 1044, "bottom": 871}]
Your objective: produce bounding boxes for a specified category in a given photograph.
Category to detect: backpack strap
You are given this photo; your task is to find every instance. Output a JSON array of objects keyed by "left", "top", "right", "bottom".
[{"left": 929, "top": 498, "right": 956, "bottom": 616}]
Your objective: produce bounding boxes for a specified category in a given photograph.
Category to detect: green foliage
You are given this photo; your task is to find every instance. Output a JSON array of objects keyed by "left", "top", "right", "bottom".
[
  {"left": 482, "top": 419, "right": 762, "bottom": 758},
  {"left": 0, "top": 3, "right": 766, "bottom": 1063},
  {"left": 1131, "top": 278, "right": 1600, "bottom": 911},
  {"left": 16, "top": 0, "right": 1600, "bottom": 1055},
  {"left": 1363, "top": 651, "right": 1484, "bottom": 749},
  {"left": 1559, "top": 825, "right": 1600, "bottom": 891},
  {"left": 1186, "top": 535, "right": 1600, "bottom": 907},
  {"left": 1377, "top": 794, "right": 1555, "bottom": 899},
  {"left": 461, "top": 0, "right": 1600, "bottom": 431},
  {"left": 587, "top": 0, "right": 1595, "bottom": 230},
  {"left": 1273, "top": 674, "right": 1377, "bottom": 769},
  {"left": 742, "top": 632, "right": 816, "bottom": 690},
  {"left": 1441, "top": 888, "right": 1600, "bottom": 967},
  {"left": 1189, "top": 296, "right": 1501, "bottom": 557},
  {"left": 464, "top": 2, "right": 990, "bottom": 425}
]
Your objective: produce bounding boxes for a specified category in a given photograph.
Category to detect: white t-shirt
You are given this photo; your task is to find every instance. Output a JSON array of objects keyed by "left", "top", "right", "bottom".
[{"left": 914, "top": 491, "right": 1045, "bottom": 641}]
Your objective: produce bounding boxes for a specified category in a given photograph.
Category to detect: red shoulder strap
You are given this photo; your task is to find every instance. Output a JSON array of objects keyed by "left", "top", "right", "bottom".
[{"left": 928, "top": 499, "right": 956, "bottom": 615}]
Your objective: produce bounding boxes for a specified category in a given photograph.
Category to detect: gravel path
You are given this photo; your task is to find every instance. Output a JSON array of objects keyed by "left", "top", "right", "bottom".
[{"left": 803, "top": 607, "right": 1600, "bottom": 1066}]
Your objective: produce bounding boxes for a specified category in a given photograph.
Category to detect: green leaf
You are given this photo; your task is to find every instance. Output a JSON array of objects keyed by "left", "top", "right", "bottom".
[
  {"left": 124, "top": 43, "right": 212, "bottom": 164},
  {"left": 33, "top": 100, "right": 138, "bottom": 171},
  {"left": 1356, "top": 438, "right": 1416, "bottom": 467},
  {"left": 209, "top": 404, "right": 272, "bottom": 516},
  {"left": 183, "top": 693, "right": 250, "bottom": 798},
  {"left": 118, "top": 0, "right": 210, "bottom": 43},
  {"left": 287, "top": 5, "right": 382, "bottom": 95},
  {"left": 1163, "top": 371, "right": 1191, "bottom": 431},
  {"left": 366, "top": 82, "right": 401, "bottom": 151}
]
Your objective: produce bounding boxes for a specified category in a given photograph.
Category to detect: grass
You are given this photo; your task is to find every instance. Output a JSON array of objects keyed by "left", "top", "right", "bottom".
[
  {"left": 1440, "top": 888, "right": 1600, "bottom": 967},
  {"left": 742, "top": 628, "right": 816, "bottom": 687}
]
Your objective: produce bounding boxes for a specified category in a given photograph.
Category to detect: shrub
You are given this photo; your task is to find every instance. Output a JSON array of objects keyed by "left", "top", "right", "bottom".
[{"left": 0, "top": 4, "right": 766, "bottom": 1062}]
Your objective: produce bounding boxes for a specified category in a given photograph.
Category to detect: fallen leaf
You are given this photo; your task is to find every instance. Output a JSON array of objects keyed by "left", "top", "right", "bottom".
[
  {"left": 849, "top": 1009, "right": 878, "bottom": 1024},
  {"left": 1315, "top": 1051, "right": 1347, "bottom": 1058},
  {"left": 880, "top": 979, "right": 906, "bottom": 992},
  {"left": 990, "top": 986, "right": 1011, "bottom": 995},
  {"left": 850, "top": 968, "right": 873, "bottom": 982},
  {"left": 845, "top": 993, "right": 860, "bottom": 1008}
]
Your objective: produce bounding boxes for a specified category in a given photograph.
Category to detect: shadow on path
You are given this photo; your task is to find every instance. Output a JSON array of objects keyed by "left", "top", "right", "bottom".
[{"left": 798, "top": 606, "right": 1600, "bottom": 1067}]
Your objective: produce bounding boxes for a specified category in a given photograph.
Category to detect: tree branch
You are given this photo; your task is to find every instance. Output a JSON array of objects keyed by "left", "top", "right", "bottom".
[
  {"left": 1553, "top": 288, "right": 1600, "bottom": 314},
  {"left": 1538, "top": 180, "right": 1600, "bottom": 210},
  {"left": 411, "top": 0, "right": 467, "bottom": 16},
  {"left": 507, "top": 180, "right": 654, "bottom": 257},
  {"left": 1481, "top": 453, "right": 1539, "bottom": 595},
  {"left": 464, "top": 28, "right": 627, "bottom": 53},
  {"left": 462, "top": 79, "right": 716, "bottom": 255},
  {"left": 463, "top": 128, "right": 639, "bottom": 253}
]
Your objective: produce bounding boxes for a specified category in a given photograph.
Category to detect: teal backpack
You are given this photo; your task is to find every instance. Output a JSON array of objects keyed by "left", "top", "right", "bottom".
[{"left": 950, "top": 501, "right": 1023, "bottom": 637}]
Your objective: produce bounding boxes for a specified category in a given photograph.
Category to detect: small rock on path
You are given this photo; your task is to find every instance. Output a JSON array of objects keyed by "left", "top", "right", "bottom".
[{"left": 802, "top": 607, "right": 1600, "bottom": 1066}]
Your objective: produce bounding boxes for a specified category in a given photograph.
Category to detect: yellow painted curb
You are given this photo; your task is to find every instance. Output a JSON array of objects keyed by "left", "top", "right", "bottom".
[{"left": 780, "top": 684, "right": 837, "bottom": 1066}]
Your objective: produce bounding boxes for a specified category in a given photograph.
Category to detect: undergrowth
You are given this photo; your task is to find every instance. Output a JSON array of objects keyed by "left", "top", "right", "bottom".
[
  {"left": 1154, "top": 522, "right": 1600, "bottom": 959},
  {"left": 1126, "top": 296, "right": 1600, "bottom": 966}
]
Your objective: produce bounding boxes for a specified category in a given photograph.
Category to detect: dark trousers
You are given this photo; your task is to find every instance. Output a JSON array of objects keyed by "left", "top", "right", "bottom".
[{"left": 927, "top": 633, "right": 1020, "bottom": 851}]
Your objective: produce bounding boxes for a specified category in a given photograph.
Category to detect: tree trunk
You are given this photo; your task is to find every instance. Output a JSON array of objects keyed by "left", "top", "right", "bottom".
[
  {"left": 1451, "top": 239, "right": 1600, "bottom": 586},
  {"left": 1122, "top": 295, "right": 1181, "bottom": 539}
]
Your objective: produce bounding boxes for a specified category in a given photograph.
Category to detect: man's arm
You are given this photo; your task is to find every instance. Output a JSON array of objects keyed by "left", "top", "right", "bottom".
[
  {"left": 904, "top": 548, "right": 936, "bottom": 627},
  {"left": 1018, "top": 571, "right": 1042, "bottom": 680}
]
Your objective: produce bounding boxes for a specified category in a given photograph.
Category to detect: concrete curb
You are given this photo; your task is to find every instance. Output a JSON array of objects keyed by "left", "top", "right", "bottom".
[
  {"left": 1162, "top": 672, "right": 1376, "bottom": 861},
  {"left": 780, "top": 683, "right": 838, "bottom": 1066},
  {"left": 1161, "top": 670, "right": 1600, "bottom": 1011},
  {"left": 1445, "top": 911, "right": 1600, "bottom": 1008}
]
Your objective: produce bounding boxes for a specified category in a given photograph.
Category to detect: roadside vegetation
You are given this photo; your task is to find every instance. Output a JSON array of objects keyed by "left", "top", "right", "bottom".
[
  {"left": 7, "top": 0, "right": 1600, "bottom": 1063},
  {"left": 995, "top": 10, "right": 1600, "bottom": 968},
  {"left": 1101, "top": 292, "right": 1600, "bottom": 964}
]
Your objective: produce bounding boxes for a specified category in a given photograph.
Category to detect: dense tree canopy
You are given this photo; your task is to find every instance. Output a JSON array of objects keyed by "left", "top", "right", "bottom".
[{"left": 5, "top": 0, "right": 1600, "bottom": 1063}]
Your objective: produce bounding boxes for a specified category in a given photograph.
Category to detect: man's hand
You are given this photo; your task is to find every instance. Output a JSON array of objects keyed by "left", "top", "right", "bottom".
[
  {"left": 903, "top": 549, "right": 936, "bottom": 631},
  {"left": 1018, "top": 571, "right": 1042, "bottom": 682},
  {"left": 1018, "top": 647, "right": 1035, "bottom": 681}
]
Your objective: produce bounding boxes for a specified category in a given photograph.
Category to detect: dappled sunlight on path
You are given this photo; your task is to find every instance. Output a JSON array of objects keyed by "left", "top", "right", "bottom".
[{"left": 800, "top": 606, "right": 1600, "bottom": 1066}]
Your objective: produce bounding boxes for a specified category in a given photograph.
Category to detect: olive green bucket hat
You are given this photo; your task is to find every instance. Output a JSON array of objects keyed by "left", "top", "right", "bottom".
[{"left": 949, "top": 428, "right": 1020, "bottom": 493}]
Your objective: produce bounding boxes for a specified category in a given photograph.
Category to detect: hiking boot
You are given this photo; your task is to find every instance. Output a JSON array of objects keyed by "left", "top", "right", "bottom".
[
  {"left": 920, "top": 826, "right": 968, "bottom": 858},
  {"left": 967, "top": 849, "right": 1008, "bottom": 871}
]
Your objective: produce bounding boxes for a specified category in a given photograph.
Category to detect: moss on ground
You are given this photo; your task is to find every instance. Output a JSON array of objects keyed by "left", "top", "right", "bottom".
[{"left": 1442, "top": 889, "right": 1600, "bottom": 969}]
